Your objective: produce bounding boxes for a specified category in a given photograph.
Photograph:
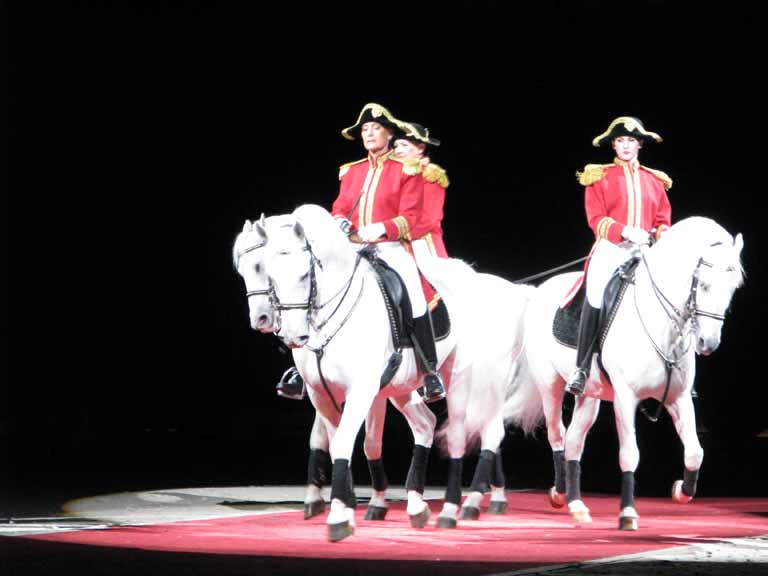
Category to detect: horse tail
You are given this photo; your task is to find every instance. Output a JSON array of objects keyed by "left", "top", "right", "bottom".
[{"left": 502, "top": 350, "right": 544, "bottom": 436}]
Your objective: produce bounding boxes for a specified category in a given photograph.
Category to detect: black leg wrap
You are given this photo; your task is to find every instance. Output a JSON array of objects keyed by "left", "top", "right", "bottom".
[
  {"left": 330, "top": 459, "right": 350, "bottom": 505},
  {"left": 492, "top": 449, "right": 505, "bottom": 488},
  {"left": 620, "top": 471, "right": 635, "bottom": 509},
  {"left": 346, "top": 468, "right": 357, "bottom": 509},
  {"left": 469, "top": 449, "right": 495, "bottom": 494},
  {"left": 566, "top": 460, "right": 582, "bottom": 503},
  {"left": 405, "top": 445, "right": 430, "bottom": 494},
  {"left": 445, "top": 458, "right": 464, "bottom": 505},
  {"left": 553, "top": 450, "right": 566, "bottom": 493},
  {"left": 308, "top": 449, "right": 331, "bottom": 487},
  {"left": 367, "top": 459, "right": 388, "bottom": 493},
  {"left": 682, "top": 468, "right": 699, "bottom": 497}
]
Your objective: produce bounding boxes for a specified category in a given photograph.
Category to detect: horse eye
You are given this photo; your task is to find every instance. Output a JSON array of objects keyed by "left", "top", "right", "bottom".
[{"left": 254, "top": 263, "right": 261, "bottom": 273}]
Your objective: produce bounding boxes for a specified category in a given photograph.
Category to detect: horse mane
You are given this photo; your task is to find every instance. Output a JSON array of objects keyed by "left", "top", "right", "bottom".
[
  {"left": 654, "top": 216, "right": 745, "bottom": 286},
  {"left": 293, "top": 204, "right": 351, "bottom": 262}
]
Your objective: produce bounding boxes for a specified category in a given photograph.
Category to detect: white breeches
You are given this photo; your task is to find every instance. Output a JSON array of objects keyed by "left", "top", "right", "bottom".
[
  {"left": 371, "top": 241, "right": 427, "bottom": 317},
  {"left": 586, "top": 239, "right": 633, "bottom": 308},
  {"left": 412, "top": 237, "right": 438, "bottom": 268}
]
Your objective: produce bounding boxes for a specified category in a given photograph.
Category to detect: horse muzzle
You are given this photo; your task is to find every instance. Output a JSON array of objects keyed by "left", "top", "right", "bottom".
[
  {"left": 696, "top": 335, "right": 720, "bottom": 356},
  {"left": 251, "top": 311, "right": 276, "bottom": 333}
]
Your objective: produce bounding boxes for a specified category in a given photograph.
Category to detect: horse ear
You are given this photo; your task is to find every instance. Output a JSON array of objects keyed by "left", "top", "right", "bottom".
[
  {"left": 259, "top": 213, "right": 266, "bottom": 227},
  {"left": 734, "top": 233, "right": 744, "bottom": 254},
  {"left": 294, "top": 221, "right": 306, "bottom": 241},
  {"left": 243, "top": 219, "right": 252, "bottom": 232},
  {"left": 255, "top": 218, "right": 267, "bottom": 239}
]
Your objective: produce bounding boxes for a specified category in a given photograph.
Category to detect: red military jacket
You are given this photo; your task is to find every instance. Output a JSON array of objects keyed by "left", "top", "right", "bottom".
[
  {"left": 580, "top": 158, "right": 672, "bottom": 244},
  {"left": 332, "top": 151, "right": 423, "bottom": 242},
  {"left": 411, "top": 158, "right": 449, "bottom": 258}
]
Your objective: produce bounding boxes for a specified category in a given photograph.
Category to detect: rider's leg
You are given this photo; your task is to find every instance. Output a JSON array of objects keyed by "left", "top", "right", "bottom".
[{"left": 413, "top": 310, "right": 446, "bottom": 403}]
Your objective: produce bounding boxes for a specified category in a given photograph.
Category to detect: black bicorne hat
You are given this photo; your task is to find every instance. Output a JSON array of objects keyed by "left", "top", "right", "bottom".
[
  {"left": 395, "top": 121, "right": 441, "bottom": 147},
  {"left": 341, "top": 103, "right": 402, "bottom": 141},
  {"left": 592, "top": 116, "right": 663, "bottom": 147}
]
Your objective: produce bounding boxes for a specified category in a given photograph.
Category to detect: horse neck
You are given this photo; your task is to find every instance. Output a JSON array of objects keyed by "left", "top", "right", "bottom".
[{"left": 313, "top": 241, "right": 364, "bottom": 318}]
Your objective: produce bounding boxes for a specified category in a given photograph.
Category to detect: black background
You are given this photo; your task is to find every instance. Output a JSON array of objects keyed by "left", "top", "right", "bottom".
[{"left": 5, "top": 2, "right": 766, "bottom": 506}]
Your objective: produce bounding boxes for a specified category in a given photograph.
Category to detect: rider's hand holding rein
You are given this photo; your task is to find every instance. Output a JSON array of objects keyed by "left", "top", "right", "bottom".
[{"left": 357, "top": 222, "right": 386, "bottom": 242}]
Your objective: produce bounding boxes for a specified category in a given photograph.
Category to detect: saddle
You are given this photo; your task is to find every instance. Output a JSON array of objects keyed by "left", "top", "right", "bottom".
[
  {"left": 359, "top": 247, "right": 450, "bottom": 387},
  {"left": 552, "top": 257, "right": 640, "bottom": 351}
]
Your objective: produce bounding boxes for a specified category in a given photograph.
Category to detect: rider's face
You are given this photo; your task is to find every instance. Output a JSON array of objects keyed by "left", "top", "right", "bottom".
[
  {"left": 361, "top": 122, "right": 392, "bottom": 155},
  {"left": 613, "top": 136, "right": 642, "bottom": 162},
  {"left": 393, "top": 139, "right": 425, "bottom": 160}
]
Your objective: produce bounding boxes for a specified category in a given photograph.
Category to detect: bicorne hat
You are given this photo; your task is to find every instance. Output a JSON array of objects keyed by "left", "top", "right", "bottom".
[
  {"left": 341, "top": 103, "right": 402, "bottom": 141},
  {"left": 592, "top": 116, "right": 663, "bottom": 147},
  {"left": 395, "top": 121, "right": 441, "bottom": 147}
]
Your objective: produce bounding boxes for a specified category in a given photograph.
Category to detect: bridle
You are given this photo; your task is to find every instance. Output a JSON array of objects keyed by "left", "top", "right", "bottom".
[
  {"left": 235, "top": 240, "right": 274, "bottom": 300},
  {"left": 268, "top": 239, "right": 367, "bottom": 414},
  {"left": 635, "top": 242, "right": 728, "bottom": 421}
]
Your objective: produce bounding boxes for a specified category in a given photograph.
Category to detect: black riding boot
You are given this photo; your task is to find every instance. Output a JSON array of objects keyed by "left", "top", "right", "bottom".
[
  {"left": 413, "top": 313, "right": 446, "bottom": 403},
  {"left": 565, "top": 303, "right": 601, "bottom": 396},
  {"left": 276, "top": 366, "right": 305, "bottom": 400}
]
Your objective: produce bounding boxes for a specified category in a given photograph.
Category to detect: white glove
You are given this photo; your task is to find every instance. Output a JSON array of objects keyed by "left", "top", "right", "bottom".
[
  {"left": 357, "top": 222, "right": 386, "bottom": 242},
  {"left": 621, "top": 225, "right": 650, "bottom": 245}
]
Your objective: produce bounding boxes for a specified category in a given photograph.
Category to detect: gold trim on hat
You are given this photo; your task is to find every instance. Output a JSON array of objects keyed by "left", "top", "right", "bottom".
[
  {"left": 341, "top": 103, "right": 404, "bottom": 141},
  {"left": 592, "top": 116, "right": 663, "bottom": 147}
]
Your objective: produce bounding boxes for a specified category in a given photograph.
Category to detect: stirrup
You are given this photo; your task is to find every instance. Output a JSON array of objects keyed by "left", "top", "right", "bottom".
[
  {"left": 565, "top": 369, "right": 587, "bottom": 396},
  {"left": 276, "top": 367, "right": 306, "bottom": 400},
  {"left": 422, "top": 373, "right": 446, "bottom": 403}
]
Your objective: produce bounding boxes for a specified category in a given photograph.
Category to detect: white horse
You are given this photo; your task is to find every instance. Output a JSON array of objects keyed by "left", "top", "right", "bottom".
[
  {"left": 503, "top": 216, "right": 744, "bottom": 530},
  {"left": 261, "top": 204, "right": 532, "bottom": 541},
  {"left": 234, "top": 218, "right": 437, "bottom": 520}
]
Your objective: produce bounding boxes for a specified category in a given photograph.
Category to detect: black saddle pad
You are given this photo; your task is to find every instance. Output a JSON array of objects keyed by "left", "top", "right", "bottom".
[
  {"left": 430, "top": 297, "right": 450, "bottom": 342},
  {"left": 553, "top": 284, "right": 584, "bottom": 349}
]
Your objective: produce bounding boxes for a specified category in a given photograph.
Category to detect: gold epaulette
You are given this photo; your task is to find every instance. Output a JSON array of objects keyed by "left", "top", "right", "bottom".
[
  {"left": 391, "top": 156, "right": 422, "bottom": 176},
  {"left": 576, "top": 164, "right": 611, "bottom": 186},
  {"left": 338, "top": 158, "right": 367, "bottom": 180},
  {"left": 640, "top": 166, "right": 673, "bottom": 190},
  {"left": 423, "top": 162, "right": 450, "bottom": 188}
]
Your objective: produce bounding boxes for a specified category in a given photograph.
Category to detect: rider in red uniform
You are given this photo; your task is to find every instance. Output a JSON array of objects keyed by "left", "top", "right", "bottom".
[{"left": 565, "top": 116, "right": 673, "bottom": 396}]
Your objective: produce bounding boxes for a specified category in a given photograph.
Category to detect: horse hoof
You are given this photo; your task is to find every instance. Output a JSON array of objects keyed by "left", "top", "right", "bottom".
[
  {"left": 304, "top": 499, "right": 325, "bottom": 520},
  {"left": 488, "top": 501, "right": 508, "bottom": 515},
  {"left": 409, "top": 506, "right": 431, "bottom": 529},
  {"left": 547, "top": 486, "right": 566, "bottom": 509},
  {"left": 436, "top": 516, "right": 457, "bottom": 529},
  {"left": 328, "top": 520, "right": 354, "bottom": 542},
  {"left": 570, "top": 510, "right": 592, "bottom": 524},
  {"left": 619, "top": 516, "right": 639, "bottom": 530},
  {"left": 364, "top": 505, "right": 388, "bottom": 521},
  {"left": 671, "top": 480, "right": 693, "bottom": 504},
  {"left": 460, "top": 506, "right": 480, "bottom": 520}
]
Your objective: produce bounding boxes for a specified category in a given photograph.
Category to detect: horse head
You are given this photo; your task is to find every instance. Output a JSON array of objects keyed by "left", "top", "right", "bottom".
[
  {"left": 689, "top": 231, "right": 745, "bottom": 355},
  {"left": 263, "top": 204, "right": 359, "bottom": 348},
  {"left": 653, "top": 217, "right": 745, "bottom": 356},
  {"left": 233, "top": 215, "right": 276, "bottom": 333}
]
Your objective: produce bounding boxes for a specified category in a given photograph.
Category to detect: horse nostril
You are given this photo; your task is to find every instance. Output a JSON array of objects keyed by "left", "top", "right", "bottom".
[
  {"left": 298, "top": 335, "right": 309, "bottom": 345},
  {"left": 256, "top": 314, "right": 270, "bottom": 327}
]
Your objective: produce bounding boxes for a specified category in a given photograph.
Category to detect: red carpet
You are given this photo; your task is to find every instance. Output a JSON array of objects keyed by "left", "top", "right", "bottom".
[{"left": 22, "top": 492, "right": 768, "bottom": 566}]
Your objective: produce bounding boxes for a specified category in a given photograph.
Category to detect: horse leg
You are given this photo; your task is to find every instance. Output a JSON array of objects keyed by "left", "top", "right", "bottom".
[
  {"left": 461, "top": 412, "right": 505, "bottom": 519},
  {"left": 363, "top": 396, "right": 389, "bottom": 521},
  {"left": 540, "top": 378, "right": 567, "bottom": 508},
  {"left": 564, "top": 395, "right": 601, "bottom": 524},
  {"left": 488, "top": 443, "right": 508, "bottom": 514},
  {"left": 613, "top": 388, "right": 640, "bottom": 530},
  {"left": 304, "top": 412, "right": 331, "bottom": 519},
  {"left": 389, "top": 391, "right": 436, "bottom": 528},
  {"left": 437, "top": 369, "right": 470, "bottom": 528},
  {"left": 665, "top": 394, "right": 704, "bottom": 504},
  {"left": 326, "top": 388, "right": 376, "bottom": 542}
]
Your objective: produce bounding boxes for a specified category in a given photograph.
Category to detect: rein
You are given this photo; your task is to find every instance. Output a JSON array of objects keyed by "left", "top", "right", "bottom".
[
  {"left": 634, "top": 247, "right": 726, "bottom": 422},
  {"left": 512, "top": 256, "right": 589, "bottom": 284},
  {"left": 272, "top": 243, "right": 367, "bottom": 414}
]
